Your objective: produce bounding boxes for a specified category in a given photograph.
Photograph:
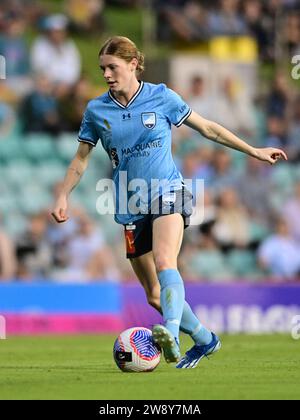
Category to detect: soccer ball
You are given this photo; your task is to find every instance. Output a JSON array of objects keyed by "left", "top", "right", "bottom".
[{"left": 113, "top": 327, "right": 161, "bottom": 372}]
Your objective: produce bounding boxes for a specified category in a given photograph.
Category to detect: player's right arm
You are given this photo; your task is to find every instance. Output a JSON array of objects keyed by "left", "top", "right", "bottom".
[{"left": 51, "top": 142, "right": 93, "bottom": 223}]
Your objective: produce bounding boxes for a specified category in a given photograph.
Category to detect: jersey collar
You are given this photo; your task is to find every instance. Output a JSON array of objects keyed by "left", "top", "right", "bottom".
[{"left": 108, "top": 81, "right": 144, "bottom": 109}]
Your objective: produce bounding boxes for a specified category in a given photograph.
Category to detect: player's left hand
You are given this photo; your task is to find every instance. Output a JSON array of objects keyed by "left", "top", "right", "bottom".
[{"left": 253, "top": 147, "right": 288, "bottom": 165}]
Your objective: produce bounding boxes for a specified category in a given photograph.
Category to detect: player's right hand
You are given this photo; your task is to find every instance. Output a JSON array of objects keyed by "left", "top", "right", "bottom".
[{"left": 51, "top": 196, "right": 69, "bottom": 223}]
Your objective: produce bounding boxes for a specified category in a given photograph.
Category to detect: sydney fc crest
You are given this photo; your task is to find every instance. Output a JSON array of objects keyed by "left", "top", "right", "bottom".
[{"left": 141, "top": 112, "right": 156, "bottom": 129}]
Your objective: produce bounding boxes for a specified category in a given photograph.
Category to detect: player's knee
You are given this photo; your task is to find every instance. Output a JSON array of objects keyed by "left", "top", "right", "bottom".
[{"left": 153, "top": 253, "right": 177, "bottom": 273}]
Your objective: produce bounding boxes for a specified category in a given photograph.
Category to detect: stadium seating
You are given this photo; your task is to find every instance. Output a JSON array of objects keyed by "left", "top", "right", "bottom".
[
  {"left": 23, "top": 134, "right": 56, "bottom": 162},
  {"left": 56, "top": 133, "right": 78, "bottom": 162},
  {"left": 189, "top": 250, "right": 234, "bottom": 281},
  {"left": 209, "top": 36, "right": 258, "bottom": 62},
  {"left": 0, "top": 138, "right": 24, "bottom": 163},
  {"left": 227, "top": 249, "right": 260, "bottom": 279}
]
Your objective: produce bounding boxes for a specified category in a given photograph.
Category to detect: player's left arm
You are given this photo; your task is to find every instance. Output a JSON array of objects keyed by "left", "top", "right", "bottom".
[{"left": 184, "top": 110, "right": 288, "bottom": 164}]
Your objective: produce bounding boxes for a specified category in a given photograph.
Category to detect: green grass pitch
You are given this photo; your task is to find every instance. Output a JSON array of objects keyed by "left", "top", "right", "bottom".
[{"left": 0, "top": 334, "right": 299, "bottom": 400}]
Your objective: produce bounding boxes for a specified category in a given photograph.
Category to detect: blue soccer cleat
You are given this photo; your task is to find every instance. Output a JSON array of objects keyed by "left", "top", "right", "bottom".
[
  {"left": 176, "top": 332, "right": 221, "bottom": 369},
  {"left": 152, "top": 324, "right": 181, "bottom": 363}
]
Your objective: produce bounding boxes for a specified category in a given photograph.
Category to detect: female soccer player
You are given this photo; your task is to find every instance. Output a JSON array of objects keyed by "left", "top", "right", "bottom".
[{"left": 52, "top": 36, "right": 287, "bottom": 369}]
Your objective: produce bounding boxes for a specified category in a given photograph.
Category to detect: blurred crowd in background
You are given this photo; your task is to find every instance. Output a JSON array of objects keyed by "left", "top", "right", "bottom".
[{"left": 1, "top": 0, "right": 300, "bottom": 283}]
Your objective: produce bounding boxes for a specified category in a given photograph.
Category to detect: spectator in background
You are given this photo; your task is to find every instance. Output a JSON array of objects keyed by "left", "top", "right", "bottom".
[
  {"left": 179, "top": 143, "right": 214, "bottom": 187},
  {"left": 213, "top": 76, "right": 256, "bottom": 138},
  {"left": 287, "top": 95, "right": 300, "bottom": 162},
  {"left": 0, "top": 215, "right": 17, "bottom": 281},
  {"left": 107, "top": 0, "right": 141, "bottom": 5},
  {"left": 256, "top": 0, "right": 278, "bottom": 62},
  {"left": 46, "top": 182, "right": 83, "bottom": 272},
  {"left": 65, "top": 0, "right": 105, "bottom": 34},
  {"left": 53, "top": 213, "right": 121, "bottom": 282},
  {"left": 0, "top": 0, "right": 46, "bottom": 25},
  {"left": 236, "top": 156, "right": 272, "bottom": 220},
  {"left": 178, "top": 139, "right": 203, "bottom": 179},
  {"left": 281, "top": 181, "right": 300, "bottom": 244},
  {"left": 284, "top": 11, "right": 300, "bottom": 56},
  {"left": 208, "top": 0, "right": 247, "bottom": 36},
  {"left": 0, "top": 101, "right": 15, "bottom": 137},
  {"left": 186, "top": 188, "right": 217, "bottom": 245},
  {"left": 58, "top": 76, "right": 94, "bottom": 132},
  {"left": 0, "top": 11, "right": 31, "bottom": 96},
  {"left": 251, "top": 95, "right": 268, "bottom": 147},
  {"left": 266, "top": 71, "right": 292, "bottom": 119},
  {"left": 258, "top": 218, "right": 300, "bottom": 280},
  {"left": 186, "top": 75, "right": 213, "bottom": 119},
  {"left": 243, "top": 0, "right": 269, "bottom": 60},
  {"left": 180, "top": 231, "right": 233, "bottom": 281},
  {"left": 155, "top": 0, "right": 209, "bottom": 43},
  {"left": 264, "top": 115, "right": 288, "bottom": 150},
  {"left": 213, "top": 187, "right": 250, "bottom": 252},
  {"left": 208, "top": 148, "right": 236, "bottom": 193},
  {"left": 172, "top": 76, "right": 213, "bottom": 145},
  {"left": 19, "top": 74, "right": 62, "bottom": 135},
  {"left": 0, "top": 7, "right": 5, "bottom": 32},
  {"left": 16, "top": 212, "right": 53, "bottom": 280},
  {"left": 31, "top": 14, "right": 81, "bottom": 95},
  {"left": 243, "top": 0, "right": 282, "bottom": 62}
]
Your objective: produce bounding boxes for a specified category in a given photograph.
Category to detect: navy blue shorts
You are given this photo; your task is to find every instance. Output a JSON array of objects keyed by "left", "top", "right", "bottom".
[{"left": 123, "top": 188, "right": 193, "bottom": 259}]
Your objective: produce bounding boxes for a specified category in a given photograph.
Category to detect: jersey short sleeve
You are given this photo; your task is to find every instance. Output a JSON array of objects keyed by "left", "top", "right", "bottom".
[
  {"left": 78, "top": 105, "right": 99, "bottom": 147},
  {"left": 164, "top": 87, "right": 192, "bottom": 127}
]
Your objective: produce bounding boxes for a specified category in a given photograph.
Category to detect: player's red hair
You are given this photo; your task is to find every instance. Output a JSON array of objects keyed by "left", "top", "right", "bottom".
[{"left": 99, "top": 36, "right": 145, "bottom": 75}]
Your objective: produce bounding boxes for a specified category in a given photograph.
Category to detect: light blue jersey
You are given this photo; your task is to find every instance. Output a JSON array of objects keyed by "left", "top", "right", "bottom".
[{"left": 78, "top": 81, "right": 192, "bottom": 224}]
